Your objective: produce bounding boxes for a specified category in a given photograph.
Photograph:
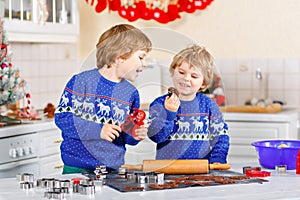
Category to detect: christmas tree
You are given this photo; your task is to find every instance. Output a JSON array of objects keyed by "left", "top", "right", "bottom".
[{"left": 0, "top": 18, "right": 27, "bottom": 107}]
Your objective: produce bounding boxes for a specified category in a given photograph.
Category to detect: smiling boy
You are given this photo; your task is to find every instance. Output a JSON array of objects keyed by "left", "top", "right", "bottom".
[{"left": 148, "top": 45, "right": 230, "bottom": 164}]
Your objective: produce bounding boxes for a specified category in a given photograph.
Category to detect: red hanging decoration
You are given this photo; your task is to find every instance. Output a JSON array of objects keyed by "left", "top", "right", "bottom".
[
  {"left": 95, "top": 0, "right": 107, "bottom": 13},
  {"left": 118, "top": 0, "right": 140, "bottom": 22},
  {"left": 136, "top": 0, "right": 153, "bottom": 20},
  {"left": 108, "top": 0, "right": 121, "bottom": 11},
  {"left": 167, "top": 0, "right": 180, "bottom": 22},
  {"left": 85, "top": 0, "right": 214, "bottom": 24}
]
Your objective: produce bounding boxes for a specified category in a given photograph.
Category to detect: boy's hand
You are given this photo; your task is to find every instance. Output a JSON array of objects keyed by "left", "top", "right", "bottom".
[
  {"left": 100, "top": 124, "right": 121, "bottom": 142},
  {"left": 164, "top": 93, "right": 180, "bottom": 112},
  {"left": 132, "top": 124, "right": 149, "bottom": 141}
]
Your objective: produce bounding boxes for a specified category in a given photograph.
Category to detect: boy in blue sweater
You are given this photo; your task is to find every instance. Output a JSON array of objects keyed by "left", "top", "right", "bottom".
[
  {"left": 55, "top": 24, "right": 152, "bottom": 174},
  {"left": 148, "top": 45, "right": 230, "bottom": 164}
]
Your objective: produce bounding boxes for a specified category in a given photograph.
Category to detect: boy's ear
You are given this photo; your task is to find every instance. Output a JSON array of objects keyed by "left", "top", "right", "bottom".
[{"left": 200, "top": 81, "right": 206, "bottom": 89}]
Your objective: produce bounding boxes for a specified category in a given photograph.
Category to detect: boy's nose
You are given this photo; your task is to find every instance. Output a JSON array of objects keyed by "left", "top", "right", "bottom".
[
  {"left": 183, "top": 73, "right": 192, "bottom": 81},
  {"left": 141, "top": 59, "right": 147, "bottom": 67}
]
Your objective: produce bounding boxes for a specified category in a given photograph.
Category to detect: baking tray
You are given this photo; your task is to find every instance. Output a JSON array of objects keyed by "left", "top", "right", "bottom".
[{"left": 83, "top": 170, "right": 268, "bottom": 193}]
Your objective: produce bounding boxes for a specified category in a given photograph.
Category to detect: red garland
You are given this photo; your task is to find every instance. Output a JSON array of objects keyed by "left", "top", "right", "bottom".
[{"left": 85, "top": 0, "right": 214, "bottom": 24}]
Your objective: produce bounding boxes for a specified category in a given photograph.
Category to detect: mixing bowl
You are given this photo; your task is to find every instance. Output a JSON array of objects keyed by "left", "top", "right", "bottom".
[{"left": 251, "top": 140, "right": 300, "bottom": 170}]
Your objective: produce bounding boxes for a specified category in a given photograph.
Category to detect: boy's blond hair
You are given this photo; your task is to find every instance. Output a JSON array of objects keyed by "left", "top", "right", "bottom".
[
  {"left": 96, "top": 24, "right": 152, "bottom": 69},
  {"left": 169, "top": 45, "right": 214, "bottom": 92}
]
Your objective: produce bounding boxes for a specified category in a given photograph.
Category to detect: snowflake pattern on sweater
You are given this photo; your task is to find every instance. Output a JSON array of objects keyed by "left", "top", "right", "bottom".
[
  {"left": 54, "top": 68, "right": 140, "bottom": 170},
  {"left": 148, "top": 93, "right": 230, "bottom": 163}
]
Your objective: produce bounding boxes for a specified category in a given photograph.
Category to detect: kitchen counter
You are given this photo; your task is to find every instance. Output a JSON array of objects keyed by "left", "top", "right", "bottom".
[
  {"left": 224, "top": 107, "right": 300, "bottom": 122},
  {"left": 0, "top": 119, "right": 56, "bottom": 139},
  {"left": 1, "top": 162, "right": 300, "bottom": 200}
]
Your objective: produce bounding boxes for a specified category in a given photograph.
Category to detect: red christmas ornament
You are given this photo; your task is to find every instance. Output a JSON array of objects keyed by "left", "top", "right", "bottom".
[
  {"left": 137, "top": 1, "right": 153, "bottom": 20},
  {"left": 178, "top": 0, "right": 188, "bottom": 12},
  {"left": 108, "top": 0, "right": 121, "bottom": 11},
  {"left": 0, "top": 44, "right": 8, "bottom": 61},
  {"left": 127, "top": 7, "right": 140, "bottom": 22},
  {"left": 185, "top": 0, "right": 196, "bottom": 13},
  {"left": 194, "top": 0, "right": 204, "bottom": 9},
  {"left": 167, "top": 4, "right": 181, "bottom": 21},
  {"left": 118, "top": 6, "right": 140, "bottom": 22},
  {"left": 118, "top": 6, "right": 128, "bottom": 19},
  {"left": 152, "top": 8, "right": 169, "bottom": 24},
  {"left": 95, "top": 0, "right": 107, "bottom": 13}
]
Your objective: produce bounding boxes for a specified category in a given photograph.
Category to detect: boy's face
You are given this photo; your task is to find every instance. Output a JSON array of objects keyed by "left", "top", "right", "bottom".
[
  {"left": 172, "top": 61, "right": 204, "bottom": 101},
  {"left": 122, "top": 50, "right": 148, "bottom": 82}
]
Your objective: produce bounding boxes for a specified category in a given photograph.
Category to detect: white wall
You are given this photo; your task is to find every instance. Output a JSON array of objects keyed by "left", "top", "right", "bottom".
[
  {"left": 78, "top": 0, "right": 300, "bottom": 106},
  {"left": 79, "top": 0, "right": 300, "bottom": 59},
  {"left": 11, "top": 43, "right": 80, "bottom": 109}
]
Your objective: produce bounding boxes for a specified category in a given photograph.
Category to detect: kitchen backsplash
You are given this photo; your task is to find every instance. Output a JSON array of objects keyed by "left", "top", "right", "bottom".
[
  {"left": 11, "top": 42, "right": 80, "bottom": 110},
  {"left": 9, "top": 42, "right": 300, "bottom": 109},
  {"left": 154, "top": 58, "right": 300, "bottom": 107},
  {"left": 215, "top": 58, "right": 300, "bottom": 106}
]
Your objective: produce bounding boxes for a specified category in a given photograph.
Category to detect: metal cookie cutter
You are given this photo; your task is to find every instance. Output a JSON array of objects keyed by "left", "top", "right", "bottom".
[
  {"left": 146, "top": 172, "right": 158, "bottom": 184},
  {"left": 59, "top": 179, "right": 71, "bottom": 188},
  {"left": 39, "top": 178, "right": 55, "bottom": 188},
  {"left": 44, "top": 191, "right": 64, "bottom": 200},
  {"left": 94, "top": 165, "right": 108, "bottom": 180},
  {"left": 17, "top": 173, "right": 34, "bottom": 182},
  {"left": 276, "top": 165, "right": 287, "bottom": 174},
  {"left": 126, "top": 172, "right": 136, "bottom": 182},
  {"left": 20, "top": 181, "right": 34, "bottom": 190},
  {"left": 156, "top": 173, "right": 165, "bottom": 184},
  {"left": 48, "top": 187, "right": 69, "bottom": 194},
  {"left": 79, "top": 184, "right": 95, "bottom": 195},
  {"left": 135, "top": 172, "right": 147, "bottom": 184},
  {"left": 72, "top": 178, "right": 83, "bottom": 193},
  {"left": 118, "top": 167, "right": 127, "bottom": 179}
]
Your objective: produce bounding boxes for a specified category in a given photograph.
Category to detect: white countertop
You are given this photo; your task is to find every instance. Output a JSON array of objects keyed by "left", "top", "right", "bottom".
[
  {"left": 1, "top": 162, "right": 300, "bottom": 200},
  {"left": 224, "top": 107, "right": 300, "bottom": 122},
  {"left": 0, "top": 119, "right": 56, "bottom": 138}
]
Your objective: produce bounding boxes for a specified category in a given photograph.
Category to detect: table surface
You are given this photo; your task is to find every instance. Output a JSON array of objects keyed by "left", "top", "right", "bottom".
[{"left": 0, "top": 162, "right": 300, "bottom": 200}]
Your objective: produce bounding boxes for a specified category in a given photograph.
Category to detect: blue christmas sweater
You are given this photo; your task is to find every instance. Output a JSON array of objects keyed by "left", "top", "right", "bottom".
[
  {"left": 54, "top": 68, "right": 141, "bottom": 170},
  {"left": 148, "top": 92, "right": 230, "bottom": 163}
]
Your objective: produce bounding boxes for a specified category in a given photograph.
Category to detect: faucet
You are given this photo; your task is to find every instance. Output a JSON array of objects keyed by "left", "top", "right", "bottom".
[
  {"left": 256, "top": 68, "right": 262, "bottom": 80},
  {"left": 255, "top": 68, "right": 268, "bottom": 104}
]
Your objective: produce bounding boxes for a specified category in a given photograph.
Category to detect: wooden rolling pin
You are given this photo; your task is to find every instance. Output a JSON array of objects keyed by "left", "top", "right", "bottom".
[{"left": 121, "top": 160, "right": 230, "bottom": 174}]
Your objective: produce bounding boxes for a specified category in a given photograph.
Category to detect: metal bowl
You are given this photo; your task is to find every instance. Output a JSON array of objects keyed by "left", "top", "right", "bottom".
[{"left": 251, "top": 140, "right": 300, "bottom": 170}]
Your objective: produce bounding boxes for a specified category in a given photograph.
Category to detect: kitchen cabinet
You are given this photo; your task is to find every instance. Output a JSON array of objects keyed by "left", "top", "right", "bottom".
[
  {"left": 0, "top": 120, "right": 63, "bottom": 178},
  {"left": 1, "top": 0, "right": 79, "bottom": 43},
  {"left": 38, "top": 127, "right": 63, "bottom": 177},
  {"left": 224, "top": 108, "right": 300, "bottom": 163}
]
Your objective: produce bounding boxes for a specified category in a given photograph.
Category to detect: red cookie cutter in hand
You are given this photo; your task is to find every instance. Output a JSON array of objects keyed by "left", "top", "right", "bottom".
[{"left": 120, "top": 109, "right": 146, "bottom": 137}]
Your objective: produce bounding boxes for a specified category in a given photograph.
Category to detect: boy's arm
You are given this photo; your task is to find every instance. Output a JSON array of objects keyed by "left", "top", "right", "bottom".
[
  {"left": 54, "top": 75, "right": 103, "bottom": 141},
  {"left": 55, "top": 111, "right": 103, "bottom": 140},
  {"left": 208, "top": 103, "right": 230, "bottom": 164},
  {"left": 147, "top": 98, "right": 177, "bottom": 143},
  {"left": 209, "top": 130, "right": 230, "bottom": 164}
]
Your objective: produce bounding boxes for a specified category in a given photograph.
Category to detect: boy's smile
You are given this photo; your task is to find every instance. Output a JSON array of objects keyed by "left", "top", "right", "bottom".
[
  {"left": 122, "top": 50, "right": 148, "bottom": 82},
  {"left": 172, "top": 61, "right": 204, "bottom": 101}
]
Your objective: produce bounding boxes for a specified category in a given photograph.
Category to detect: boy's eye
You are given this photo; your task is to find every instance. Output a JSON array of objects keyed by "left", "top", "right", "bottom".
[
  {"left": 139, "top": 56, "right": 145, "bottom": 60},
  {"left": 179, "top": 71, "right": 184, "bottom": 74}
]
